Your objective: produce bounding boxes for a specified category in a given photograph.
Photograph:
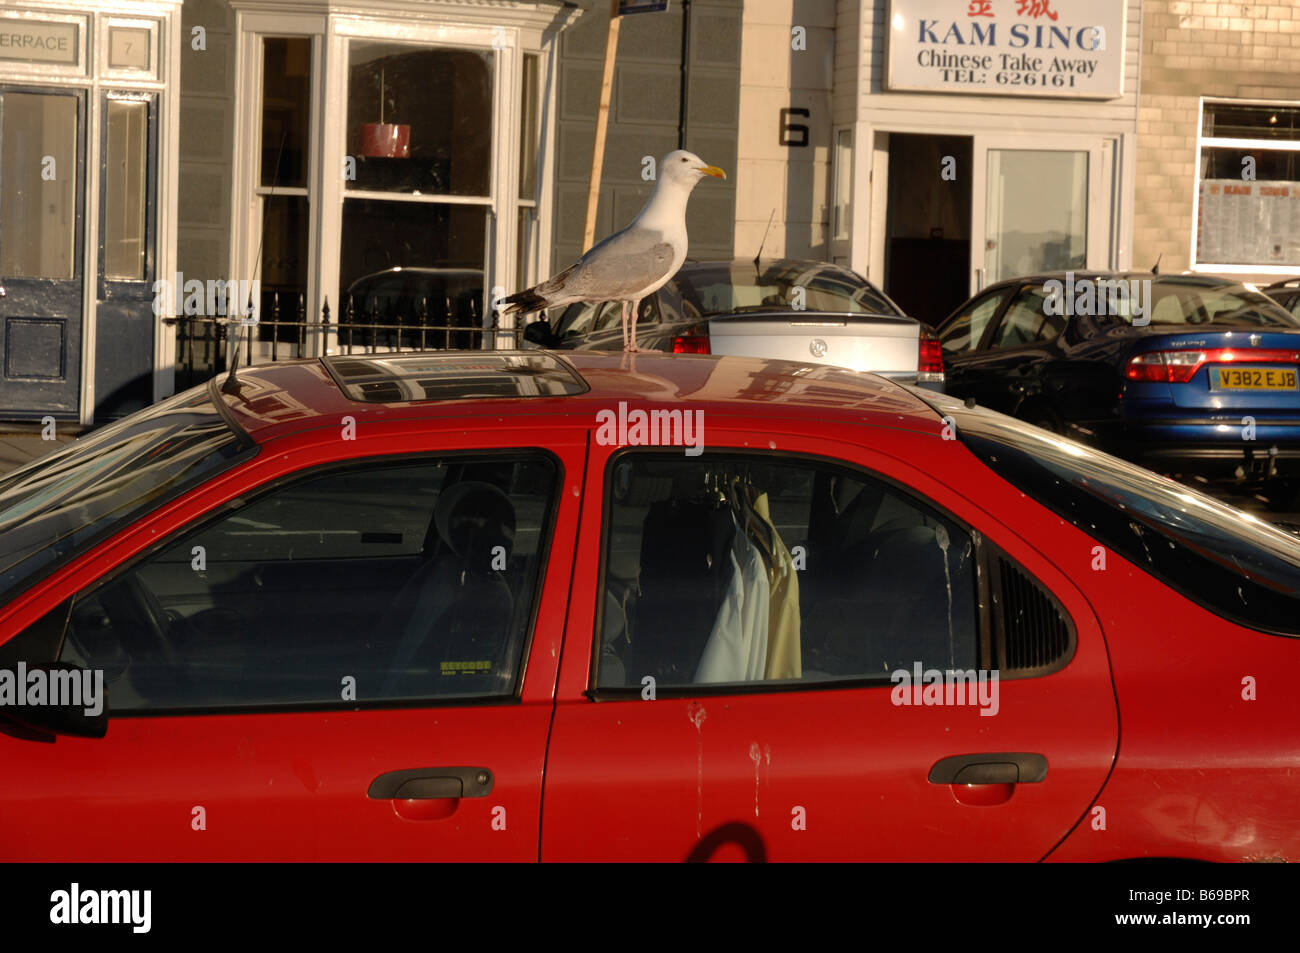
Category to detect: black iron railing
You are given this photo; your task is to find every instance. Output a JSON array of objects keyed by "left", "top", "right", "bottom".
[{"left": 166, "top": 291, "right": 520, "bottom": 390}]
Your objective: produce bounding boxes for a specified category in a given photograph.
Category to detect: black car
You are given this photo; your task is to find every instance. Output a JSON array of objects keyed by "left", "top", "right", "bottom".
[
  {"left": 937, "top": 271, "right": 1300, "bottom": 484},
  {"left": 520, "top": 258, "right": 942, "bottom": 384}
]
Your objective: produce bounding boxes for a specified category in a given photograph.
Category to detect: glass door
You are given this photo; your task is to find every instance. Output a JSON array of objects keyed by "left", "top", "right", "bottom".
[
  {"left": 970, "top": 135, "right": 1107, "bottom": 296},
  {"left": 0, "top": 86, "right": 85, "bottom": 419}
]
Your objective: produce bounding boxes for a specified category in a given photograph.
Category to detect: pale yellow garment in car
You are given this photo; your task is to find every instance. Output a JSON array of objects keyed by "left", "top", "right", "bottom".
[{"left": 749, "top": 491, "right": 801, "bottom": 679}]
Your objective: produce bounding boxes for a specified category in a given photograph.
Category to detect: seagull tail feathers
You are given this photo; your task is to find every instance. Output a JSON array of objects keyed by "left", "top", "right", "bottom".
[{"left": 503, "top": 264, "right": 578, "bottom": 315}]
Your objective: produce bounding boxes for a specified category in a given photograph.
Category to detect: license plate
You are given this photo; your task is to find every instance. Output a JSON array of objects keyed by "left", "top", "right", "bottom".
[{"left": 1215, "top": 367, "right": 1298, "bottom": 390}]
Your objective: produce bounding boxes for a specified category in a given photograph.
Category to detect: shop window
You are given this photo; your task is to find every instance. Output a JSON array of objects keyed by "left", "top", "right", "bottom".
[{"left": 1196, "top": 100, "right": 1300, "bottom": 269}]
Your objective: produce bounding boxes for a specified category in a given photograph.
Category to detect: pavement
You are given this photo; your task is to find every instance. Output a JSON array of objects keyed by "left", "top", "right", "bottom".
[{"left": 0, "top": 427, "right": 81, "bottom": 477}]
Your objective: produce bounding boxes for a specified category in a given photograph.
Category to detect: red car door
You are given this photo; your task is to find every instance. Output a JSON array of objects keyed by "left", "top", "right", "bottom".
[
  {"left": 0, "top": 425, "right": 585, "bottom": 861},
  {"left": 541, "top": 424, "right": 1117, "bottom": 861}
]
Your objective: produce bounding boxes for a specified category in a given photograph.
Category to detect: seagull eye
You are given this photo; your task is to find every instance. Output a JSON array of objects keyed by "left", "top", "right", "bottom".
[{"left": 681, "top": 157, "right": 688, "bottom": 162}]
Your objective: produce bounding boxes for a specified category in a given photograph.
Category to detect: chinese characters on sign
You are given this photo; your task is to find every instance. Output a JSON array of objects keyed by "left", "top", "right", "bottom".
[{"left": 887, "top": 0, "right": 1124, "bottom": 99}]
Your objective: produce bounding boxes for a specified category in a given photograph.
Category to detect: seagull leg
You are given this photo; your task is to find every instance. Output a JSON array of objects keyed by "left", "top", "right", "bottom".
[
  {"left": 620, "top": 300, "right": 633, "bottom": 351},
  {"left": 626, "top": 299, "right": 641, "bottom": 352}
]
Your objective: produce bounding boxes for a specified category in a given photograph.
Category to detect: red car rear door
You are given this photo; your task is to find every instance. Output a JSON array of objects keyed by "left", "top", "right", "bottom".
[
  {"left": 0, "top": 425, "right": 585, "bottom": 861},
  {"left": 541, "top": 425, "right": 1117, "bottom": 861}
]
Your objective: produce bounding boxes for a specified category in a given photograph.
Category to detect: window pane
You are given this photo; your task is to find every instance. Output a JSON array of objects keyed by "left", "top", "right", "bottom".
[
  {"left": 1197, "top": 151, "right": 1300, "bottom": 266},
  {"left": 261, "top": 37, "right": 311, "bottom": 188},
  {"left": 984, "top": 149, "right": 1087, "bottom": 283},
  {"left": 104, "top": 99, "right": 148, "bottom": 280},
  {"left": 339, "top": 199, "right": 485, "bottom": 345},
  {"left": 347, "top": 43, "right": 493, "bottom": 196},
  {"left": 991, "top": 286, "right": 1061, "bottom": 348},
  {"left": 833, "top": 128, "right": 852, "bottom": 240},
  {"left": 61, "top": 455, "right": 558, "bottom": 710},
  {"left": 0, "top": 92, "right": 77, "bottom": 279},
  {"left": 1203, "top": 102, "right": 1300, "bottom": 143},
  {"left": 598, "top": 454, "right": 977, "bottom": 690},
  {"left": 519, "top": 53, "right": 540, "bottom": 201},
  {"left": 256, "top": 194, "right": 309, "bottom": 340}
]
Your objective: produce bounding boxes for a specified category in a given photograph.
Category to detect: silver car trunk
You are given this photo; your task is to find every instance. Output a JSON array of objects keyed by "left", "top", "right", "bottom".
[{"left": 706, "top": 312, "right": 921, "bottom": 377}]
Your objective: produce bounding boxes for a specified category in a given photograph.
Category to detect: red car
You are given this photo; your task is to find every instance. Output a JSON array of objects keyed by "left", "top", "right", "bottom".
[{"left": 0, "top": 351, "right": 1296, "bottom": 862}]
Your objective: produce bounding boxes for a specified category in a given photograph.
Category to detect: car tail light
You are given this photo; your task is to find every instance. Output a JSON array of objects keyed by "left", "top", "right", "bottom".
[
  {"left": 918, "top": 328, "right": 945, "bottom": 383},
  {"left": 1125, "top": 347, "right": 1300, "bottom": 383},
  {"left": 672, "top": 334, "right": 710, "bottom": 354}
]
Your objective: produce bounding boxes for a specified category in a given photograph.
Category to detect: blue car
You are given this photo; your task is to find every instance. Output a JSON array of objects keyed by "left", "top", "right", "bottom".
[{"left": 936, "top": 272, "right": 1300, "bottom": 486}]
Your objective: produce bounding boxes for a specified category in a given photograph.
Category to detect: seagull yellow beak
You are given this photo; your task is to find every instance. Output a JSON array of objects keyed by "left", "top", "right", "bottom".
[{"left": 697, "top": 164, "right": 726, "bottom": 179}]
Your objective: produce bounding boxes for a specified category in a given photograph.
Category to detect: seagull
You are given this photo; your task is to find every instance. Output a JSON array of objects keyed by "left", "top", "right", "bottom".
[{"left": 504, "top": 149, "right": 725, "bottom": 351}]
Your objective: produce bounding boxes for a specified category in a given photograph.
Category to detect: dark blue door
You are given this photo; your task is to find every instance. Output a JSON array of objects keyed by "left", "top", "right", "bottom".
[{"left": 0, "top": 86, "right": 85, "bottom": 420}]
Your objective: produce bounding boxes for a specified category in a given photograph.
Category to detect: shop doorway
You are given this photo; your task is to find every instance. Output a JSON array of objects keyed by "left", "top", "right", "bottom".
[
  {"left": 0, "top": 86, "right": 85, "bottom": 419},
  {"left": 883, "top": 133, "right": 972, "bottom": 327},
  {"left": 879, "top": 131, "right": 1109, "bottom": 327}
]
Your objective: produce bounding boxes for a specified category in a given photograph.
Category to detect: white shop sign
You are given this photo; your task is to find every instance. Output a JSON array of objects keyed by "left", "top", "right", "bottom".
[{"left": 886, "top": 0, "right": 1125, "bottom": 99}]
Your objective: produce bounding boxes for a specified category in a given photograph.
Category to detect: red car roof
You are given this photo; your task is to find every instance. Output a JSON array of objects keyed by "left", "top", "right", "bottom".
[{"left": 214, "top": 350, "right": 942, "bottom": 443}]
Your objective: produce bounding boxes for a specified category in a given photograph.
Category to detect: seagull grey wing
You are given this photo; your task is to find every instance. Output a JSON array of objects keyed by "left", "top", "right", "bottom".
[{"left": 563, "top": 230, "right": 677, "bottom": 301}]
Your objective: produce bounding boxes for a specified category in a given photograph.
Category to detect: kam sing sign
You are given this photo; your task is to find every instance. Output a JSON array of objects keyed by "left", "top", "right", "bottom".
[{"left": 886, "top": 0, "right": 1125, "bottom": 99}]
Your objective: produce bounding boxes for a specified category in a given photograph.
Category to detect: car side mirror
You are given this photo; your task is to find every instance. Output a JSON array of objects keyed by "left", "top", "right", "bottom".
[
  {"left": 0, "top": 663, "right": 108, "bottom": 739},
  {"left": 523, "top": 319, "right": 557, "bottom": 347}
]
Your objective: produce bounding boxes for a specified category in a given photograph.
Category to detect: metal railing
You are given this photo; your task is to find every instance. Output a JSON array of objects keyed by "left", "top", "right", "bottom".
[{"left": 166, "top": 291, "right": 520, "bottom": 390}]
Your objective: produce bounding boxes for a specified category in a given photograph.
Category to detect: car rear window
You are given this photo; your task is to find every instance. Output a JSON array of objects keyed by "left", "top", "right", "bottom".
[
  {"left": 675, "top": 264, "right": 901, "bottom": 317},
  {"left": 0, "top": 383, "right": 254, "bottom": 606},
  {"left": 942, "top": 398, "right": 1300, "bottom": 636}
]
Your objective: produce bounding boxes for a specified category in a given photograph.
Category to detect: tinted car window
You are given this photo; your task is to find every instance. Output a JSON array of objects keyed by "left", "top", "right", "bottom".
[
  {"left": 990, "top": 286, "right": 1064, "bottom": 348},
  {"left": 1114, "top": 280, "right": 1300, "bottom": 328},
  {"left": 59, "top": 455, "right": 558, "bottom": 710},
  {"left": 554, "top": 298, "right": 655, "bottom": 341},
  {"left": 596, "top": 453, "right": 977, "bottom": 691},
  {"left": 0, "top": 384, "right": 253, "bottom": 606},
  {"left": 943, "top": 398, "right": 1300, "bottom": 636},
  {"left": 940, "top": 290, "right": 1006, "bottom": 355},
  {"left": 673, "top": 263, "right": 901, "bottom": 317}
]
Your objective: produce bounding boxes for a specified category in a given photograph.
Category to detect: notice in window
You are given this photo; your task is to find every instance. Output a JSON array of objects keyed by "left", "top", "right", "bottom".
[{"left": 1198, "top": 179, "right": 1300, "bottom": 267}]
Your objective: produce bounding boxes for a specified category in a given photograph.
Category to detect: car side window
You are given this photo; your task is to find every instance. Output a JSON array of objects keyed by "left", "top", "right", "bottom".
[
  {"left": 596, "top": 453, "right": 978, "bottom": 691},
  {"left": 58, "top": 455, "right": 558, "bottom": 711},
  {"left": 940, "top": 290, "right": 1006, "bottom": 355},
  {"left": 990, "top": 285, "right": 1062, "bottom": 349}
]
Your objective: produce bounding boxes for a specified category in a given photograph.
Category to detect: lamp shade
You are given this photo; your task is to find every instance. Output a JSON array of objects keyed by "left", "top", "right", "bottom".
[{"left": 356, "top": 122, "right": 410, "bottom": 159}]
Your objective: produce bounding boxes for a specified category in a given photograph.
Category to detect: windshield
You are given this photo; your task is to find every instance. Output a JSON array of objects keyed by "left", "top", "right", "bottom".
[
  {"left": 0, "top": 383, "right": 254, "bottom": 605},
  {"left": 915, "top": 389, "right": 1300, "bottom": 636},
  {"left": 674, "top": 263, "right": 902, "bottom": 318}
]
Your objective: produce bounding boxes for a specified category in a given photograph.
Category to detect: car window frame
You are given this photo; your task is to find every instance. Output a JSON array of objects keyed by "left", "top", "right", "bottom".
[
  {"left": 47, "top": 447, "right": 566, "bottom": 717},
  {"left": 585, "top": 446, "right": 1076, "bottom": 700}
]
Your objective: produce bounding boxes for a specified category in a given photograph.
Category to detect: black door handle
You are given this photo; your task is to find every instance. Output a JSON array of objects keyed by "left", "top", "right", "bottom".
[
  {"left": 928, "top": 753, "right": 1047, "bottom": 785},
  {"left": 367, "top": 767, "right": 494, "bottom": 800}
]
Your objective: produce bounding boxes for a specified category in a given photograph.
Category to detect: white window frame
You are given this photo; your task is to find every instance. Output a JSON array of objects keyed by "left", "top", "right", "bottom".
[
  {"left": 1190, "top": 95, "right": 1300, "bottom": 278},
  {"left": 229, "top": 3, "right": 572, "bottom": 355}
]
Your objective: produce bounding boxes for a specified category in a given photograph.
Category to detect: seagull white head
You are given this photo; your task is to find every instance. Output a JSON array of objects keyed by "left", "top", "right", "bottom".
[{"left": 659, "top": 149, "right": 726, "bottom": 189}]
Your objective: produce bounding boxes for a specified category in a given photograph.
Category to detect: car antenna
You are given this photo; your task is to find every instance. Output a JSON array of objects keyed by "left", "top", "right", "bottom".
[
  {"left": 754, "top": 208, "right": 776, "bottom": 278},
  {"left": 223, "top": 129, "right": 287, "bottom": 394},
  {"left": 1151, "top": 253, "right": 1161, "bottom": 276}
]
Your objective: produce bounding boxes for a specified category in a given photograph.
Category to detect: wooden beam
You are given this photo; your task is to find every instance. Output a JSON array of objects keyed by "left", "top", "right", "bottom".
[{"left": 583, "top": 0, "right": 622, "bottom": 253}]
